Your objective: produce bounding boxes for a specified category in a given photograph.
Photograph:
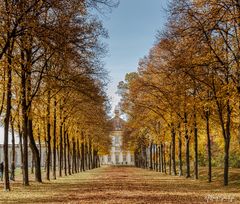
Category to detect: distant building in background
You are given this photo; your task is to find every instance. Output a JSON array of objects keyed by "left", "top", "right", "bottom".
[
  {"left": 100, "top": 108, "right": 134, "bottom": 165},
  {"left": 0, "top": 144, "right": 46, "bottom": 167},
  {"left": 0, "top": 109, "right": 134, "bottom": 167}
]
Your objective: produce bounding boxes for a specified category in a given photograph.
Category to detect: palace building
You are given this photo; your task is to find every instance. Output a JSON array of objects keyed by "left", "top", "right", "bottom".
[
  {"left": 100, "top": 109, "right": 134, "bottom": 165},
  {"left": 0, "top": 144, "right": 46, "bottom": 167}
]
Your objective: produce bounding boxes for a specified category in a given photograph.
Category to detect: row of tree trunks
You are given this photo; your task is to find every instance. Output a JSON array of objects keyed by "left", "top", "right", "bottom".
[
  {"left": 49, "top": 133, "right": 99, "bottom": 176},
  {"left": 134, "top": 120, "right": 193, "bottom": 178},
  {"left": 3, "top": 70, "right": 101, "bottom": 186},
  {"left": 135, "top": 116, "right": 213, "bottom": 182},
  {"left": 29, "top": 129, "right": 100, "bottom": 180}
]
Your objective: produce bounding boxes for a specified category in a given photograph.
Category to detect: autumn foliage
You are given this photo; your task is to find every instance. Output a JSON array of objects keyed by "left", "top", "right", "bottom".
[
  {"left": 118, "top": 0, "right": 240, "bottom": 186},
  {"left": 0, "top": 0, "right": 118, "bottom": 191}
]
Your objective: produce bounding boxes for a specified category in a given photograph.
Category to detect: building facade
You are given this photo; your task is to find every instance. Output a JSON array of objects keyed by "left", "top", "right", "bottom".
[
  {"left": 100, "top": 109, "right": 134, "bottom": 165},
  {"left": 0, "top": 144, "right": 46, "bottom": 167}
]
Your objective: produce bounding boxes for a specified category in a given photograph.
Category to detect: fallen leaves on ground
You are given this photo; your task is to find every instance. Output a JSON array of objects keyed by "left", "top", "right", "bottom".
[{"left": 0, "top": 166, "right": 239, "bottom": 203}]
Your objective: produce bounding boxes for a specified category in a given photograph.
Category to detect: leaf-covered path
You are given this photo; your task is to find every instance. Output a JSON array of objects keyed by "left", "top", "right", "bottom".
[{"left": 0, "top": 166, "right": 240, "bottom": 203}]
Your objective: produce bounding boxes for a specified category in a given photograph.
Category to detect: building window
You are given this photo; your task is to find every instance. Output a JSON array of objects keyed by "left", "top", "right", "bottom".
[
  {"left": 115, "top": 136, "right": 119, "bottom": 144},
  {"left": 115, "top": 154, "right": 119, "bottom": 163},
  {"left": 123, "top": 154, "right": 126, "bottom": 162},
  {"left": 108, "top": 155, "right": 111, "bottom": 162},
  {"left": 131, "top": 155, "right": 134, "bottom": 162}
]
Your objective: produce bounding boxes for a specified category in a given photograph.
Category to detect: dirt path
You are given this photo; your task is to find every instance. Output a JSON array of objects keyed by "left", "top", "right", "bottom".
[{"left": 0, "top": 166, "right": 239, "bottom": 203}]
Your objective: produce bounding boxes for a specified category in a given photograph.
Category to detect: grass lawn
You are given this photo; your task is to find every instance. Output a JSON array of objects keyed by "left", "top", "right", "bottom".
[{"left": 0, "top": 166, "right": 239, "bottom": 203}]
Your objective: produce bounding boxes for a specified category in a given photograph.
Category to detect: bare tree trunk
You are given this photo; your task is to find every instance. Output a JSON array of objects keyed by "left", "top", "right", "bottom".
[
  {"left": 85, "top": 142, "right": 88, "bottom": 170},
  {"left": 18, "top": 122, "right": 23, "bottom": 174},
  {"left": 149, "top": 142, "right": 153, "bottom": 170},
  {"left": 38, "top": 127, "right": 41, "bottom": 169},
  {"left": 158, "top": 145, "right": 161, "bottom": 172},
  {"left": 169, "top": 144, "right": 172, "bottom": 175},
  {"left": 77, "top": 139, "right": 80, "bottom": 172},
  {"left": 161, "top": 143, "right": 164, "bottom": 172},
  {"left": 59, "top": 103, "right": 63, "bottom": 177},
  {"left": 31, "top": 155, "right": 34, "bottom": 174},
  {"left": 72, "top": 138, "right": 76, "bottom": 174},
  {"left": 205, "top": 109, "right": 212, "bottom": 182},
  {"left": 163, "top": 143, "right": 166, "bottom": 173},
  {"left": 46, "top": 90, "right": 51, "bottom": 180},
  {"left": 224, "top": 137, "right": 230, "bottom": 186},
  {"left": 171, "top": 126, "right": 176, "bottom": 175},
  {"left": 53, "top": 97, "right": 57, "bottom": 180},
  {"left": 81, "top": 132, "right": 85, "bottom": 171},
  {"left": 88, "top": 139, "right": 92, "bottom": 170},
  {"left": 10, "top": 117, "right": 15, "bottom": 181},
  {"left": 155, "top": 144, "right": 158, "bottom": 171},
  {"left": 44, "top": 137, "right": 47, "bottom": 172},
  {"left": 64, "top": 128, "right": 67, "bottom": 176},
  {"left": 21, "top": 49, "right": 29, "bottom": 186},
  {"left": 193, "top": 109, "right": 198, "bottom": 179},
  {"left": 184, "top": 113, "right": 190, "bottom": 178},
  {"left": 178, "top": 126, "right": 183, "bottom": 176},
  {"left": 67, "top": 133, "right": 71, "bottom": 175},
  {"left": 224, "top": 103, "right": 231, "bottom": 186},
  {"left": 28, "top": 118, "right": 42, "bottom": 182},
  {"left": 3, "top": 49, "right": 13, "bottom": 191}
]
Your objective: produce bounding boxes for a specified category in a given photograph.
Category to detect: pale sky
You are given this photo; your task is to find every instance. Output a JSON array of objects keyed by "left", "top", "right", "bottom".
[{"left": 103, "top": 0, "right": 169, "bottom": 114}]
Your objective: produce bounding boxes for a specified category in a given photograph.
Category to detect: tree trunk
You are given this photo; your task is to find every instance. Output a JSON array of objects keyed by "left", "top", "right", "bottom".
[
  {"left": 38, "top": 127, "right": 42, "bottom": 170},
  {"left": 155, "top": 144, "right": 158, "bottom": 171},
  {"left": 31, "top": 155, "right": 34, "bottom": 174},
  {"left": 3, "top": 51, "right": 12, "bottom": 191},
  {"left": 178, "top": 126, "right": 183, "bottom": 176},
  {"left": 193, "top": 110, "right": 198, "bottom": 179},
  {"left": 85, "top": 142, "right": 88, "bottom": 170},
  {"left": 184, "top": 113, "right": 190, "bottom": 178},
  {"left": 169, "top": 144, "right": 172, "bottom": 175},
  {"left": 224, "top": 138, "right": 230, "bottom": 186},
  {"left": 224, "top": 103, "right": 231, "bottom": 186},
  {"left": 149, "top": 142, "right": 153, "bottom": 170},
  {"left": 163, "top": 143, "right": 166, "bottom": 173},
  {"left": 46, "top": 90, "right": 51, "bottom": 180},
  {"left": 158, "top": 145, "right": 161, "bottom": 172},
  {"left": 64, "top": 128, "right": 67, "bottom": 176},
  {"left": 53, "top": 97, "right": 57, "bottom": 180},
  {"left": 186, "top": 137, "right": 190, "bottom": 178},
  {"left": 205, "top": 109, "right": 212, "bottom": 182},
  {"left": 18, "top": 122, "right": 23, "bottom": 174},
  {"left": 44, "top": 137, "right": 47, "bottom": 172},
  {"left": 72, "top": 138, "right": 76, "bottom": 174},
  {"left": 10, "top": 117, "right": 15, "bottom": 181},
  {"left": 28, "top": 118, "right": 42, "bottom": 182},
  {"left": 161, "top": 143, "right": 164, "bottom": 172},
  {"left": 89, "top": 139, "right": 92, "bottom": 170},
  {"left": 77, "top": 139, "right": 80, "bottom": 172},
  {"left": 81, "top": 132, "right": 85, "bottom": 171},
  {"left": 171, "top": 126, "right": 176, "bottom": 175},
  {"left": 59, "top": 100, "right": 63, "bottom": 177},
  {"left": 67, "top": 133, "right": 71, "bottom": 175},
  {"left": 21, "top": 50, "right": 29, "bottom": 186},
  {"left": 152, "top": 144, "right": 155, "bottom": 170}
]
